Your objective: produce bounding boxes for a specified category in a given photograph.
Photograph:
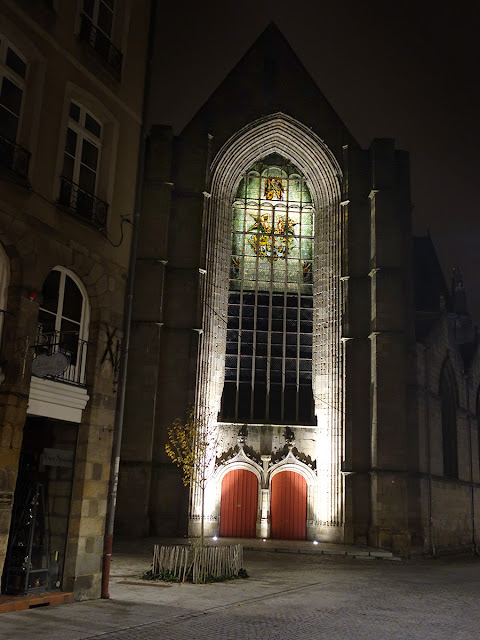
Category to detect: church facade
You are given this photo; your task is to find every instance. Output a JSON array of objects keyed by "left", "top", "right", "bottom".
[{"left": 117, "top": 26, "right": 480, "bottom": 556}]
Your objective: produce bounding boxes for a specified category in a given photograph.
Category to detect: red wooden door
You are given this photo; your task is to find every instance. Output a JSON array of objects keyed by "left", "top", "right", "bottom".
[
  {"left": 220, "top": 469, "right": 258, "bottom": 538},
  {"left": 270, "top": 470, "right": 307, "bottom": 540}
]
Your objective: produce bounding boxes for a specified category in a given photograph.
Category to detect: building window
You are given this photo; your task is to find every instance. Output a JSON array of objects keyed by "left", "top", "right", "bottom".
[
  {"left": 80, "top": 0, "right": 122, "bottom": 77},
  {"left": 84, "top": 0, "right": 114, "bottom": 38},
  {"left": 35, "top": 267, "right": 89, "bottom": 386},
  {"left": 0, "top": 35, "right": 30, "bottom": 177},
  {"left": 220, "top": 154, "right": 315, "bottom": 425},
  {"left": 439, "top": 363, "right": 458, "bottom": 479},
  {"left": 58, "top": 101, "right": 108, "bottom": 230}
]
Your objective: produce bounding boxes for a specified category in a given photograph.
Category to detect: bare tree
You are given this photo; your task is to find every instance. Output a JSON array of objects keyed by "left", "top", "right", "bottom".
[{"left": 165, "top": 406, "right": 217, "bottom": 548}]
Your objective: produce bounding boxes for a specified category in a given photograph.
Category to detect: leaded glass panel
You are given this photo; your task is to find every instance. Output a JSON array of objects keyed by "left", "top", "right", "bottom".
[{"left": 220, "top": 154, "right": 316, "bottom": 425}]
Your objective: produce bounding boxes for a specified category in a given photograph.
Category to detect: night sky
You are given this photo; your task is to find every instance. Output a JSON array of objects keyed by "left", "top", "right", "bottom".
[{"left": 148, "top": 1, "right": 480, "bottom": 322}]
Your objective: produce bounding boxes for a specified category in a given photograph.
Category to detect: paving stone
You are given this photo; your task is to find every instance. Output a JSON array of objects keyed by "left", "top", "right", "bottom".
[{"left": 1, "top": 548, "right": 479, "bottom": 640}]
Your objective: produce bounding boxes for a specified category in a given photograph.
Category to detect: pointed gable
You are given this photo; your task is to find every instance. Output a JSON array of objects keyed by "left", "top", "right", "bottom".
[{"left": 176, "top": 23, "right": 359, "bottom": 177}]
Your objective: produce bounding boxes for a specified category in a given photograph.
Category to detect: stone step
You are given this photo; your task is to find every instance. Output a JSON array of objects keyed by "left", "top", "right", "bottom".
[{"left": 0, "top": 591, "right": 73, "bottom": 614}]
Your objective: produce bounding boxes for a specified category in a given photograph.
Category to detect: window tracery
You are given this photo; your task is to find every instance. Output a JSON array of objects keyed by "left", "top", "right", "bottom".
[{"left": 220, "top": 154, "right": 315, "bottom": 425}]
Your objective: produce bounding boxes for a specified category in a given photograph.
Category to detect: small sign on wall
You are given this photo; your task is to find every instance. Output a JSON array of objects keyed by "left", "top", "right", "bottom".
[
  {"left": 43, "top": 448, "right": 74, "bottom": 468},
  {"left": 32, "top": 352, "right": 70, "bottom": 378}
]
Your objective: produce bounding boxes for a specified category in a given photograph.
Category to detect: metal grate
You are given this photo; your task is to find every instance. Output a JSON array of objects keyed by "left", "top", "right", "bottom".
[
  {"left": 58, "top": 176, "right": 108, "bottom": 230},
  {"left": 32, "top": 329, "right": 88, "bottom": 387},
  {"left": 0, "top": 134, "right": 30, "bottom": 178},
  {"left": 79, "top": 13, "right": 123, "bottom": 78}
]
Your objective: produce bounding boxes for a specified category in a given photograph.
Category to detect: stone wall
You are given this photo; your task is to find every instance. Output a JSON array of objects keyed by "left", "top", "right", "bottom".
[{"left": 0, "top": 0, "right": 150, "bottom": 599}]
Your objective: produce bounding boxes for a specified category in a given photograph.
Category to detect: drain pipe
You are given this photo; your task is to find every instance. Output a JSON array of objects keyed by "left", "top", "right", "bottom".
[
  {"left": 423, "top": 344, "right": 435, "bottom": 557},
  {"left": 101, "top": 0, "right": 157, "bottom": 599},
  {"left": 465, "top": 375, "right": 478, "bottom": 555}
]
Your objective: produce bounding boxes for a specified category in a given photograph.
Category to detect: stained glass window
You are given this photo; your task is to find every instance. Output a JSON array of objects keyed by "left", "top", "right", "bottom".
[{"left": 220, "top": 154, "right": 315, "bottom": 425}]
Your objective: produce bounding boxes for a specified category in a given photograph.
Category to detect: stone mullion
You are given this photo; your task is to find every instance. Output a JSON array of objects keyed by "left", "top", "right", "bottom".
[
  {"left": 191, "top": 194, "right": 217, "bottom": 526},
  {"left": 314, "top": 198, "right": 342, "bottom": 532},
  {"left": 195, "top": 191, "right": 214, "bottom": 418},
  {"left": 334, "top": 198, "right": 343, "bottom": 528},
  {"left": 328, "top": 208, "right": 335, "bottom": 526},
  {"left": 191, "top": 190, "right": 230, "bottom": 530},
  {"left": 330, "top": 198, "right": 343, "bottom": 529},
  {"left": 327, "top": 203, "right": 336, "bottom": 529},
  {"left": 190, "top": 136, "right": 224, "bottom": 531},
  {"left": 189, "top": 192, "right": 209, "bottom": 533},
  {"left": 313, "top": 204, "right": 328, "bottom": 526}
]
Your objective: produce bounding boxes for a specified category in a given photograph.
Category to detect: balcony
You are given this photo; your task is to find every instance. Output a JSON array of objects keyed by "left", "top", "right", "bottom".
[
  {"left": 79, "top": 13, "right": 122, "bottom": 78},
  {"left": 58, "top": 176, "right": 108, "bottom": 230},
  {"left": 0, "top": 135, "right": 30, "bottom": 179},
  {"left": 32, "top": 329, "right": 88, "bottom": 387}
]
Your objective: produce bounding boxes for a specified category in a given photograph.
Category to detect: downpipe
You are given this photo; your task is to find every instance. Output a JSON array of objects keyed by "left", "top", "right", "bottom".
[
  {"left": 101, "top": 0, "right": 157, "bottom": 599},
  {"left": 465, "top": 377, "right": 479, "bottom": 557}
]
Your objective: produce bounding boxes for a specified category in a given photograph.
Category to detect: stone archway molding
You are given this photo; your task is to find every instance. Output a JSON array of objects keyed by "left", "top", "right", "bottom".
[{"left": 193, "top": 112, "right": 345, "bottom": 541}]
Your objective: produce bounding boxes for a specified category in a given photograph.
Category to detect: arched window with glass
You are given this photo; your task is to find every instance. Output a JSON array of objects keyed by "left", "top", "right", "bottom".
[
  {"left": 220, "top": 154, "right": 315, "bottom": 425},
  {"left": 36, "top": 267, "right": 89, "bottom": 386}
]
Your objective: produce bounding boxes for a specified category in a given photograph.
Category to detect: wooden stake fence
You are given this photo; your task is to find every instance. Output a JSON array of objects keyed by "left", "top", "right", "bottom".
[{"left": 152, "top": 544, "right": 243, "bottom": 583}]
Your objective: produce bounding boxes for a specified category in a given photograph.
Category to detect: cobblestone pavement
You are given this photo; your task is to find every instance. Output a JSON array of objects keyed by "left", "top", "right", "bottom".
[{"left": 1, "top": 550, "right": 479, "bottom": 640}]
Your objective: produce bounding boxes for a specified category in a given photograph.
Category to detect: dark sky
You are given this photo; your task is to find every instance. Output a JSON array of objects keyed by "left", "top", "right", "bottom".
[{"left": 148, "top": 0, "right": 480, "bottom": 322}]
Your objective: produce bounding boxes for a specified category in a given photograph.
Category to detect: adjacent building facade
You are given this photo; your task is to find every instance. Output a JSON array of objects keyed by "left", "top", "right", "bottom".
[
  {"left": 117, "top": 26, "right": 480, "bottom": 556},
  {"left": 0, "top": 0, "right": 150, "bottom": 600}
]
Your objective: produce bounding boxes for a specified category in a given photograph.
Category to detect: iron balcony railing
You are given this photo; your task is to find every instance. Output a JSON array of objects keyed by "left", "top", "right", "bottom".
[
  {"left": 0, "top": 134, "right": 30, "bottom": 178},
  {"left": 58, "top": 176, "right": 108, "bottom": 231},
  {"left": 32, "top": 329, "right": 88, "bottom": 387},
  {"left": 79, "top": 13, "right": 122, "bottom": 78}
]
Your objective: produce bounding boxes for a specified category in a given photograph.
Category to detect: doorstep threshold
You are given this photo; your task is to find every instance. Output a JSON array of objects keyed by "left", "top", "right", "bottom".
[{"left": 0, "top": 591, "right": 73, "bottom": 614}]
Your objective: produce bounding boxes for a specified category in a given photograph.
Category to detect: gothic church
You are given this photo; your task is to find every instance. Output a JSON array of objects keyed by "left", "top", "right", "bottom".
[{"left": 117, "top": 25, "right": 480, "bottom": 555}]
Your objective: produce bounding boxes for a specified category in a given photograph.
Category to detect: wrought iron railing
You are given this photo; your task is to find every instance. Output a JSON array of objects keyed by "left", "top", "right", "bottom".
[
  {"left": 32, "top": 329, "right": 88, "bottom": 387},
  {"left": 79, "top": 13, "right": 122, "bottom": 78},
  {"left": 58, "top": 176, "right": 108, "bottom": 230},
  {"left": 0, "top": 134, "right": 30, "bottom": 178}
]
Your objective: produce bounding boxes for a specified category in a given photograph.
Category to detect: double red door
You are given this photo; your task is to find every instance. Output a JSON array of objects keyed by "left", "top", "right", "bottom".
[
  {"left": 270, "top": 470, "right": 307, "bottom": 540},
  {"left": 220, "top": 469, "right": 258, "bottom": 538}
]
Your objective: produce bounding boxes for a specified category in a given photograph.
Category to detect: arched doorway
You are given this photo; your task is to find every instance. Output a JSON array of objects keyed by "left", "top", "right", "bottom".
[
  {"left": 270, "top": 470, "right": 307, "bottom": 540},
  {"left": 219, "top": 469, "right": 258, "bottom": 538}
]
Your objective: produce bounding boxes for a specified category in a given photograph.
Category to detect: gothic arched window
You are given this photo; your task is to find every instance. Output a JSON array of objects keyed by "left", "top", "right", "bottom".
[
  {"left": 220, "top": 154, "right": 315, "bottom": 425},
  {"left": 439, "top": 363, "right": 458, "bottom": 479}
]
